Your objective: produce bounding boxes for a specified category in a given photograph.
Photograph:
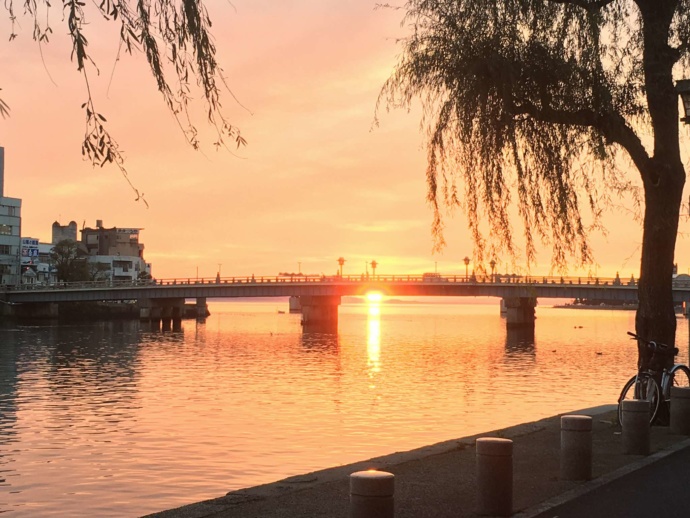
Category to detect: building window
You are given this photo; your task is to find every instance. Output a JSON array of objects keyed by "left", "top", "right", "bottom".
[
  {"left": 8, "top": 207, "right": 16, "bottom": 216},
  {"left": 0, "top": 245, "right": 10, "bottom": 255},
  {"left": 0, "top": 224, "right": 11, "bottom": 235}
]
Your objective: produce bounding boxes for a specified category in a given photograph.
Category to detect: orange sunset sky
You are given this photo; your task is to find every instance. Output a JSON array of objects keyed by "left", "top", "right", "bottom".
[{"left": 1, "top": 1, "right": 690, "bottom": 280}]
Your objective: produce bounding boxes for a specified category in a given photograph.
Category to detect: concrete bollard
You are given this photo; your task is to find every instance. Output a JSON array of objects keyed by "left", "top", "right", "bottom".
[
  {"left": 670, "top": 386, "right": 690, "bottom": 435},
  {"left": 476, "top": 437, "right": 513, "bottom": 516},
  {"left": 560, "top": 415, "right": 592, "bottom": 480},
  {"left": 621, "top": 399, "right": 650, "bottom": 455},
  {"left": 349, "top": 470, "right": 394, "bottom": 518}
]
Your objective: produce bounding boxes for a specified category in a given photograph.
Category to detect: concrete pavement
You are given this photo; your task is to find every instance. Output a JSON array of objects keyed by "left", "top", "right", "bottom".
[{"left": 145, "top": 405, "right": 690, "bottom": 518}]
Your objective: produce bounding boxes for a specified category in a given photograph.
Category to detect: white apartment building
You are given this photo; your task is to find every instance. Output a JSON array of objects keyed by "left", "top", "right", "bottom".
[
  {"left": 81, "top": 220, "right": 151, "bottom": 282},
  {"left": 0, "top": 147, "right": 21, "bottom": 286}
]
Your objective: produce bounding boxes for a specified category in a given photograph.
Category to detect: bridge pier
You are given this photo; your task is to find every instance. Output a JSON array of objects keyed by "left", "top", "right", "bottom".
[
  {"left": 150, "top": 306, "right": 162, "bottom": 329},
  {"left": 502, "top": 297, "right": 537, "bottom": 328},
  {"left": 196, "top": 297, "right": 209, "bottom": 319},
  {"left": 289, "top": 296, "right": 302, "bottom": 314},
  {"left": 161, "top": 306, "right": 173, "bottom": 331},
  {"left": 300, "top": 295, "right": 340, "bottom": 333},
  {"left": 138, "top": 298, "right": 185, "bottom": 331},
  {"left": 172, "top": 305, "right": 183, "bottom": 332}
]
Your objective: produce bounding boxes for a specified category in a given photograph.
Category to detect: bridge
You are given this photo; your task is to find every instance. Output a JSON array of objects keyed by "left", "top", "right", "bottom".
[{"left": 4, "top": 273, "right": 690, "bottom": 331}]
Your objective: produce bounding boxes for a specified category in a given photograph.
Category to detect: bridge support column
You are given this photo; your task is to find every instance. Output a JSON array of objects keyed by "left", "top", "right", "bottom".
[
  {"left": 161, "top": 306, "right": 173, "bottom": 331},
  {"left": 150, "top": 306, "right": 162, "bottom": 330},
  {"left": 172, "top": 304, "right": 183, "bottom": 332},
  {"left": 155, "top": 298, "right": 185, "bottom": 332},
  {"left": 289, "top": 296, "right": 302, "bottom": 314},
  {"left": 139, "top": 299, "right": 152, "bottom": 322},
  {"left": 196, "top": 297, "right": 209, "bottom": 319},
  {"left": 503, "top": 297, "right": 536, "bottom": 328},
  {"left": 300, "top": 296, "right": 340, "bottom": 333}
]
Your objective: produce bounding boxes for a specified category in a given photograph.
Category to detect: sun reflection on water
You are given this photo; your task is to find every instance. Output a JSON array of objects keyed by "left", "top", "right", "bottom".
[{"left": 367, "top": 293, "right": 382, "bottom": 380}]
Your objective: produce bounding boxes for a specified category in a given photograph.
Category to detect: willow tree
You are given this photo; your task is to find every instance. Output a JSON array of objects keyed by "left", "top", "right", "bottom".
[
  {"left": 379, "top": 0, "right": 689, "bottom": 369},
  {"left": 2, "top": 0, "right": 246, "bottom": 201}
]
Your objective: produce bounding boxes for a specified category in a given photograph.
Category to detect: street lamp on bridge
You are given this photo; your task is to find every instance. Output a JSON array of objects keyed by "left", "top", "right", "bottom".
[
  {"left": 489, "top": 259, "right": 496, "bottom": 282},
  {"left": 337, "top": 257, "right": 346, "bottom": 277},
  {"left": 371, "top": 260, "right": 378, "bottom": 279},
  {"left": 463, "top": 256, "right": 470, "bottom": 281}
]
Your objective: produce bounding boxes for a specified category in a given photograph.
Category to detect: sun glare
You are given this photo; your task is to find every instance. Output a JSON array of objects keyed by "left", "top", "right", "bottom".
[{"left": 366, "top": 292, "right": 383, "bottom": 303}]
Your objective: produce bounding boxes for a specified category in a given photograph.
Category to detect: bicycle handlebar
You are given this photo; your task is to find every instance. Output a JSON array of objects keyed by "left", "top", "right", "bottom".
[{"left": 627, "top": 331, "right": 679, "bottom": 356}]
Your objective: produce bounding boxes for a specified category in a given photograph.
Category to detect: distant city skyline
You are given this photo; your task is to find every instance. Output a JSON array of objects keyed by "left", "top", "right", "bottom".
[{"left": 1, "top": 1, "right": 689, "bottom": 280}]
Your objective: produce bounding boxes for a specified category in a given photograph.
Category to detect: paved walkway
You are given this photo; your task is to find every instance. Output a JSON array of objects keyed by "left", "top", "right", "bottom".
[{"left": 146, "top": 405, "right": 690, "bottom": 518}]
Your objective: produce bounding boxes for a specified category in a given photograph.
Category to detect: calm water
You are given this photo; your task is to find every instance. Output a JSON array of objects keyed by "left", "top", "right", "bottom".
[{"left": 1, "top": 299, "right": 688, "bottom": 516}]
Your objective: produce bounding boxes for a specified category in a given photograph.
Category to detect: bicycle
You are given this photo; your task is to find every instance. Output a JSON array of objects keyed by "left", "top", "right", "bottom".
[{"left": 618, "top": 331, "right": 690, "bottom": 425}]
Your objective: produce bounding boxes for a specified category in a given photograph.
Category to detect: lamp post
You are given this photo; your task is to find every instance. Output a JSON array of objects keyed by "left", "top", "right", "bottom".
[
  {"left": 337, "top": 257, "right": 346, "bottom": 277},
  {"left": 371, "top": 260, "right": 378, "bottom": 279},
  {"left": 463, "top": 256, "right": 470, "bottom": 281},
  {"left": 489, "top": 259, "right": 496, "bottom": 282},
  {"left": 677, "top": 79, "right": 690, "bottom": 124}
]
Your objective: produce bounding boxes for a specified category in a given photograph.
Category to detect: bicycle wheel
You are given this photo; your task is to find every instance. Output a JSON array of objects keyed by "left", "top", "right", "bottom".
[
  {"left": 668, "top": 365, "right": 690, "bottom": 395},
  {"left": 618, "top": 373, "right": 661, "bottom": 425}
]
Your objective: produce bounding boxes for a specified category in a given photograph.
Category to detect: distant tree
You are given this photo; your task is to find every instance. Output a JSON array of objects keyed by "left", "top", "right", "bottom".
[
  {"left": 379, "top": 0, "right": 690, "bottom": 372},
  {"left": 1, "top": 0, "right": 247, "bottom": 201},
  {"left": 50, "top": 239, "right": 89, "bottom": 282},
  {"left": 88, "top": 262, "right": 112, "bottom": 282},
  {"left": 138, "top": 270, "right": 152, "bottom": 281}
]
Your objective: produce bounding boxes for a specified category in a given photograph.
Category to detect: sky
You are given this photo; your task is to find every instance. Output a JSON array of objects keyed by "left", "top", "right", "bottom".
[{"left": 1, "top": 1, "right": 690, "bottom": 281}]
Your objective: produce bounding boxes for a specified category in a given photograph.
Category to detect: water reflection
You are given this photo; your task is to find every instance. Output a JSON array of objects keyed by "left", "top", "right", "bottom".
[
  {"left": 0, "top": 328, "right": 19, "bottom": 494},
  {"left": 505, "top": 327, "right": 536, "bottom": 358},
  {"left": 367, "top": 302, "right": 381, "bottom": 377},
  {"left": 1, "top": 302, "right": 680, "bottom": 517},
  {"left": 300, "top": 332, "right": 339, "bottom": 353}
]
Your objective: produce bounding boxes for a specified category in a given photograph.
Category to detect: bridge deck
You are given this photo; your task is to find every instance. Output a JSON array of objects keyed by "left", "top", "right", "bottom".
[{"left": 3, "top": 274, "right": 690, "bottom": 304}]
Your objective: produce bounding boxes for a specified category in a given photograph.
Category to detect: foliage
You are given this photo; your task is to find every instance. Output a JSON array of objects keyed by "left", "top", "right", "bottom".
[
  {"left": 88, "top": 261, "right": 112, "bottom": 282},
  {"left": 379, "top": 0, "right": 690, "bottom": 368},
  {"left": 2, "top": 0, "right": 247, "bottom": 201},
  {"left": 50, "top": 239, "right": 89, "bottom": 282},
  {"left": 378, "top": 0, "right": 689, "bottom": 270}
]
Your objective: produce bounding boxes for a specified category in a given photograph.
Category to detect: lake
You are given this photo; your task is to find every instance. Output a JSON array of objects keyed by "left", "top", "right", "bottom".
[{"left": 1, "top": 298, "right": 687, "bottom": 516}]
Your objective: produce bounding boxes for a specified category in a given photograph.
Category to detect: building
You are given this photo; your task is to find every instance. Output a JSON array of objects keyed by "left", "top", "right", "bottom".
[
  {"left": 52, "top": 220, "right": 78, "bottom": 244},
  {"left": 20, "top": 237, "right": 40, "bottom": 285},
  {"left": 0, "top": 147, "right": 22, "bottom": 286},
  {"left": 81, "top": 220, "right": 151, "bottom": 282}
]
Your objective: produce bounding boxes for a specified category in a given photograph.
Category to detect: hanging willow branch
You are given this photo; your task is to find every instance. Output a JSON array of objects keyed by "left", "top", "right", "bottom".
[
  {"left": 2, "top": 0, "right": 248, "bottom": 204},
  {"left": 377, "top": 0, "right": 690, "bottom": 271}
]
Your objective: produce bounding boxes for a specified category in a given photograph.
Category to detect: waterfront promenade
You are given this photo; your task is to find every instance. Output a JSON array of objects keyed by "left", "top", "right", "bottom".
[{"left": 146, "top": 405, "right": 690, "bottom": 518}]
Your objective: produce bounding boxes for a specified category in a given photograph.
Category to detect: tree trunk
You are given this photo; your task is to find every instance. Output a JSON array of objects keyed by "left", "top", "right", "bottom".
[
  {"left": 635, "top": 172, "right": 683, "bottom": 372},
  {"left": 635, "top": 2, "right": 684, "bottom": 372}
]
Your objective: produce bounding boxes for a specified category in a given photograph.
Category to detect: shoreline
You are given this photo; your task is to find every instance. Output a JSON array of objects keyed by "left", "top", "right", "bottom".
[
  {"left": 145, "top": 405, "right": 690, "bottom": 518},
  {"left": 553, "top": 304, "right": 637, "bottom": 311}
]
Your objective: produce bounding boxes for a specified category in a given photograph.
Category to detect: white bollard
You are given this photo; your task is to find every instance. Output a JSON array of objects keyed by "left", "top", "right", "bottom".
[
  {"left": 349, "top": 470, "right": 394, "bottom": 518},
  {"left": 560, "top": 415, "right": 592, "bottom": 480},
  {"left": 621, "top": 399, "right": 650, "bottom": 455},
  {"left": 476, "top": 437, "right": 513, "bottom": 516},
  {"left": 670, "top": 386, "right": 690, "bottom": 435}
]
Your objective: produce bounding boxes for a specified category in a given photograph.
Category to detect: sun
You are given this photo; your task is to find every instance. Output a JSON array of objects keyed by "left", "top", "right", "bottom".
[{"left": 366, "top": 291, "right": 383, "bottom": 303}]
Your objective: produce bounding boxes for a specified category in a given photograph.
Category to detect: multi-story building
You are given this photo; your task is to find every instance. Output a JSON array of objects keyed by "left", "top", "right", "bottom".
[
  {"left": 52, "top": 221, "right": 78, "bottom": 244},
  {"left": 0, "top": 147, "right": 21, "bottom": 286},
  {"left": 81, "top": 220, "right": 151, "bottom": 282},
  {"left": 20, "top": 237, "right": 40, "bottom": 285}
]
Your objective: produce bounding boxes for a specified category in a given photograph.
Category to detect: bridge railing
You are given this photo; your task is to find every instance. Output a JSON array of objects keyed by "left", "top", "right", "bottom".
[{"left": 2, "top": 273, "right": 649, "bottom": 292}]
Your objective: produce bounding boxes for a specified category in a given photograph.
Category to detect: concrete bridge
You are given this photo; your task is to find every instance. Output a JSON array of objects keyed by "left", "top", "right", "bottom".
[{"left": 3, "top": 274, "right": 690, "bottom": 331}]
